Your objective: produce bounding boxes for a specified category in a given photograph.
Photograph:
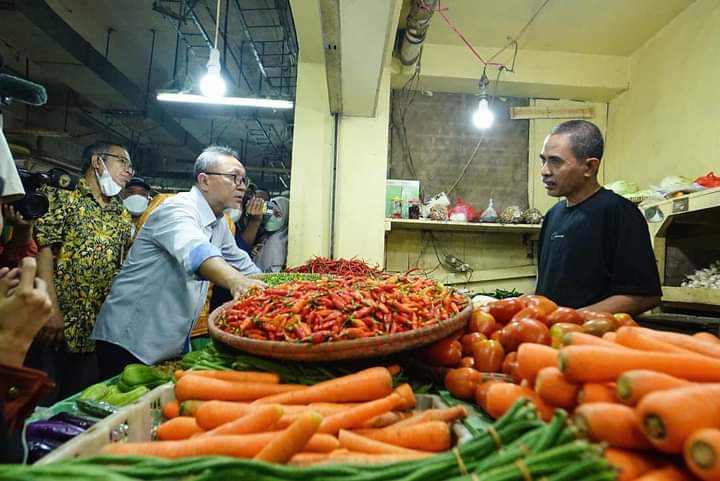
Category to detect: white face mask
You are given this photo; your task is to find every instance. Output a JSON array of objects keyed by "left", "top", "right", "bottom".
[
  {"left": 123, "top": 194, "right": 149, "bottom": 216},
  {"left": 265, "top": 215, "right": 284, "bottom": 232},
  {"left": 225, "top": 208, "right": 242, "bottom": 223},
  {"left": 95, "top": 159, "right": 122, "bottom": 197}
]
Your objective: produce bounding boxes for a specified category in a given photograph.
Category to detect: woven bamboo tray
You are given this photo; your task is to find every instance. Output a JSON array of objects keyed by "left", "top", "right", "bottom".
[{"left": 208, "top": 298, "right": 472, "bottom": 361}]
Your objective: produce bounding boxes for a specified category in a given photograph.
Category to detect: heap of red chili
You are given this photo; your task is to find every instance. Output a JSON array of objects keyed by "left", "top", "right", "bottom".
[
  {"left": 218, "top": 275, "right": 467, "bottom": 343},
  {"left": 286, "top": 256, "right": 382, "bottom": 276}
]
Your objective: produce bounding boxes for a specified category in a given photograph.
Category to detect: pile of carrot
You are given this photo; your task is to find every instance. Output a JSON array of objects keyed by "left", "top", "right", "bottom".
[
  {"left": 466, "top": 323, "right": 720, "bottom": 481},
  {"left": 102, "top": 366, "right": 469, "bottom": 465}
]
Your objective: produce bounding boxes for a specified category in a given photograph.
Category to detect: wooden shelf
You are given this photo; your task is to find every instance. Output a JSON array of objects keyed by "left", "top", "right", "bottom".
[
  {"left": 662, "top": 286, "right": 720, "bottom": 307},
  {"left": 385, "top": 218, "right": 542, "bottom": 234}
]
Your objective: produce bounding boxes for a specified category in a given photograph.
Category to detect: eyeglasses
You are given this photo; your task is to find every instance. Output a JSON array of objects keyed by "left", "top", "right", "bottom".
[
  {"left": 203, "top": 172, "right": 247, "bottom": 186},
  {"left": 100, "top": 152, "right": 134, "bottom": 174}
]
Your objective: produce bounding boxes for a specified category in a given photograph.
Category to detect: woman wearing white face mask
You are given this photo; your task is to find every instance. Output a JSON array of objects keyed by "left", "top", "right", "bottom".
[{"left": 254, "top": 196, "right": 289, "bottom": 273}]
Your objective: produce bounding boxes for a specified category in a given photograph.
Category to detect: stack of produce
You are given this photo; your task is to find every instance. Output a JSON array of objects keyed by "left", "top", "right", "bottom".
[
  {"left": 217, "top": 275, "right": 468, "bottom": 343},
  {"left": 434, "top": 294, "right": 720, "bottom": 481},
  {"left": 3, "top": 394, "right": 616, "bottom": 481},
  {"left": 681, "top": 260, "right": 720, "bottom": 289},
  {"left": 286, "top": 256, "right": 382, "bottom": 276},
  {"left": 25, "top": 364, "right": 171, "bottom": 462}
]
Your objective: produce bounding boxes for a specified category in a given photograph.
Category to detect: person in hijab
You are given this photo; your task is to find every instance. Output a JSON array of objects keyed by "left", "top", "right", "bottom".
[{"left": 254, "top": 196, "right": 289, "bottom": 273}]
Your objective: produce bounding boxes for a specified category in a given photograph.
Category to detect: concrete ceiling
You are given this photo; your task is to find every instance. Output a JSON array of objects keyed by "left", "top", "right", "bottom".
[{"left": 417, "top": 0, "right": 696, "bottom": 56}]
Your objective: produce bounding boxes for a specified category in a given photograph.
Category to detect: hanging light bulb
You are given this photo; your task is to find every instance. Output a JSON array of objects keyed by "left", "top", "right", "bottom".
[
  {"left": 200, "top": 48, "right": 226, "bottom": 98},
  {"left": 473, "top": 97, "right": 494, "bottom": 129},
  {"left": 472, "top": 68, "right": 494, "bottom": 129}
]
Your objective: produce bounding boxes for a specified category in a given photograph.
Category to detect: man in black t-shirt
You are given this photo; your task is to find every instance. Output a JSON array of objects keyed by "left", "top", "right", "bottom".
[{"left": 535, "top": 120, "right": 661, "bottom": 314}]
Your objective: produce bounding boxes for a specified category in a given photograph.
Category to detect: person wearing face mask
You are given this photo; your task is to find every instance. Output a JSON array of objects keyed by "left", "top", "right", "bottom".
[
  {"left": 120, "top": 177, "right": 151, "bottom": 238},
  {"left": 254, "top": 196, "right": 290, "bottom": 273},
  {"left": 29, "top": 141, "right": 133, "bottom": 402}
]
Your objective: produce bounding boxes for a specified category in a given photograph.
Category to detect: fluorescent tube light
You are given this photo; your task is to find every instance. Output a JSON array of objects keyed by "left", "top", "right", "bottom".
[{"left": 156, "top": 92, "right": 294, "bottom": 109}]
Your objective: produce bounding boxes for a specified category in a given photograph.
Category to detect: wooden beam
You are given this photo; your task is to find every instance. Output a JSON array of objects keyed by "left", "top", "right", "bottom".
[{"left": 510, "top": 106, "right": 595, "bottom": 120}]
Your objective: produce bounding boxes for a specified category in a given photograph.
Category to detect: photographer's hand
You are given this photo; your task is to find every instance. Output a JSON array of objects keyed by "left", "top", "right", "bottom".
[
  {"left": 2, "top": 204, "right": 34, "bottom": 244},
  {"left": 0, "top": 258, "right": 53, "bottom": 367}
]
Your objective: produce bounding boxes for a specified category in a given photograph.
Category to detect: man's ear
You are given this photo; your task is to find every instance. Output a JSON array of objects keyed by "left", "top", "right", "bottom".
[
  {"left": 90, "top": 154, "right": 102, "bottom": 171},
  {"left": 195, "top": 173, "right": 209, "bottom": 192},
  {"left": 584, "top": 157, "right": 601, "bottom": 178}
]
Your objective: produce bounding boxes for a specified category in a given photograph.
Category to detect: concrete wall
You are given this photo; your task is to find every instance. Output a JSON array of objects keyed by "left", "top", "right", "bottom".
[
  {"left": 604, "top": 0, "right": 720, "bottom": 188},
  {"left": 286, "top": 61, "right": 334, "bottom": 267},
  {"left": 389, "top": 92, "right": 530, "bottom": 212}
]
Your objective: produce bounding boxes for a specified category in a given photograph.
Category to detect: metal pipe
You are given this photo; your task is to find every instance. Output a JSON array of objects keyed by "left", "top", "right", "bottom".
[
  {"left": 145, "top": 29, "right": 157, "bottom": 108},
  {"left": 399, "top": 0, "right": 438, "bottom": 65}
]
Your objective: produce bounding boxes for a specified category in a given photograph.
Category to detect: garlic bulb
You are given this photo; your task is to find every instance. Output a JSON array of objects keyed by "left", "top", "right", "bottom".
[{"left": 681, "top": 260, "right": 720, "bottom": 289}]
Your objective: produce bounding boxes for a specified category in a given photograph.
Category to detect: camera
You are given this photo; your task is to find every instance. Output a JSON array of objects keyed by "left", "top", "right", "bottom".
[{"left": 12, "top": 168, "right": 78, "bottom": 219}]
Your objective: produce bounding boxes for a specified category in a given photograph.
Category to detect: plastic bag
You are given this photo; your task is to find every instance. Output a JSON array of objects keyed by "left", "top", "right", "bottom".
[
  {"left": 695, "top": 172, "right": 720, "bottom": 188},
  {"left": 479, "top": 198, "right": 498, "bottom": 222},
  {"left": 447, "top": 197, "right": 481, "bottom": 222}
]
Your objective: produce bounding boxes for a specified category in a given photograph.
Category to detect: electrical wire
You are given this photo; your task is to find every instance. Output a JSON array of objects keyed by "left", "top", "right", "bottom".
[{"left": 213, "top": 0, "right": 221, "bottom": 49}]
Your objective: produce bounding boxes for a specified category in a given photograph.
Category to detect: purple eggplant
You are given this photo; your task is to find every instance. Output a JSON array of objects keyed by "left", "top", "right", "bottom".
[
  {"left": 26, "top": 437, "right": 63, "bottom": 463},
  {"left": 49, "top": 412, "right": 96, "bottom": 430},
  {"left": 25, "top": 419, "right": 85, "bottom": 441}
]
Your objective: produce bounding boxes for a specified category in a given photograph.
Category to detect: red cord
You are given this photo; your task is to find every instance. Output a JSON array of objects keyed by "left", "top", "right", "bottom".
[{"left": 419, "top": 0, "right": 508, "bottom": 70}]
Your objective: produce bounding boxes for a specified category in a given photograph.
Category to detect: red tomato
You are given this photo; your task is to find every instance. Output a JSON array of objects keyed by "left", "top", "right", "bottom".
[
  {"left": 490, "top": 330, "right": 502, "bottom": 342},
  {"left": 467, "top": 309, "right": 498, "bottom": 336},
  {"left": 546, "top": 307, "right": 584, "bottom": 326},
  {"left": 459, "top": 356, "right": 475, "bottom": 368},
  {"left": 501, "top": 352, "right": 518, "bottom": 376},
  {"left": 461, "top": 332, "right": 487, "bottom": 356},
  {"left": 444, "top": 367, "right": 483, "bottom": 400},
  {"left": 613, "top": 313, "right": 638, "bottom": 327},
  {"left": 518, "top": 295, "right": 558, "bottom": 315},
  {"left": 512, "top": 306, "right": 548, "bottom": 325},
  {"left": 472, "top": 339, "right": 505, "bottom": 373},
  {"left": 499, "top": 319, "right": 551, "bottom": 352},
  {"left": 487, "top": 298, "right": 524, "bottom": 323},
  {"left": 549, "top": 322, "right": 584, "bottom": 348},
  {"left": 426, "top": 337, "right": 462, "bottom": 367}
]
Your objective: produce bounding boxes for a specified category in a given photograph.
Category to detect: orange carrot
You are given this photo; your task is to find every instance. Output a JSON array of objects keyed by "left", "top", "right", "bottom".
[
  {"left": 387, "top": 365, "right": 401, "bottom": 376},
  {"left": 604, "top": 448, "right": 658, "bottom": 481},
  {"left": 162, "top": 400, "right": 180, "bottom": 419},
  {"left": 253, "top": 367, "right": 393, "bottom": 405},
  {"left": 573, "top": 402, "right": 652, "bottom": 449},
  {"left": 393, "top": 384, "right": 416, "bottom": 410},
  {"left": 360, "top": 411, "right": 411, "bottom": 429},
  {"left": 254, "top": 411, "right": 323, "bottom": 464},
  {"left": 195, "top": 401, "right": 250, "bottom": 429},
  {"left": 179, "top": 400, "right": 205, "bottom": 417},
  {"left": 558, "top": 345, "right": 720, "bottom": 383},
  {"left": 156, "top": 416, "right": 204, "bottom": 441},
  {"left": 534, "top": 366, "right": 578, "bottom": 410},
  {"left": 198, "top": 405, "right": 284, "bottom": 437},
  {"left": 684, "top": 428, "right": 720, "bottom": 481},
  {"left": 175, "top": 375, "right": 305, "bottom": 402},
  {"left": 637, "top": 384, "right": 720, "bottom": 453},
  {"left": 175, "top": 369, "right": 280, "bottom": 384},
  {"left": 635, "top": 327, "right": 720, "bottom": 359},
  {"left": 564, "top": 331, "right": 628, "bottom": 349},
  {"left": 338, "top": 429, "right": 429, "bottom": 455},
  {"left": 633, "top": 466, "right": 695, "bottom": 481},
  {"left": 319, "top": 393, "right": 402, "bottom": 434},
  {"left": 101, "top": 432, "right": 337, "bottom": 458},
  {"left": 485, "top": 382, "right": 553, "bottom": 422},
  {"left": 603, "top": 331, "right": 617, "bottom": 342},
  {"left": 578, "top": 383, "right": 618, "bottom": 404},
  {"left": 391, "top": 406, "right": 468, "bottom": 428},
  {"left": 616, "top": 370, "right": 691, "bottom": 405},
  {"left": 694, "top": 332, "right": 720, "bottom": 345},
  {"left": 614, "top": 327, "right": 699, "bottom": 354},
  {"left": 474, "top": 380, "right": 504, "bottom": 411},
  {"left": 515, "top": 343, "right": 558, "bottom": 386},
  {"left": 352, "top": 421, "right": 450, "bottom": 452},
  {"left": 289, "top": 451, "right": 431, "bottom": 466}
]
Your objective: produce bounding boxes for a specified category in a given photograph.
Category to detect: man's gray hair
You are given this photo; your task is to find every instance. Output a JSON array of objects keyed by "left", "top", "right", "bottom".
[{"left": 193, "top": 145, "right": 240, "bottom": 182}]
